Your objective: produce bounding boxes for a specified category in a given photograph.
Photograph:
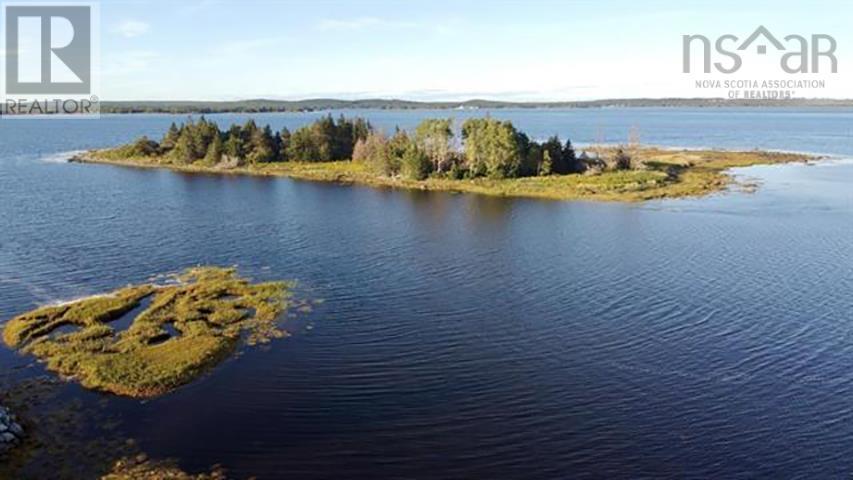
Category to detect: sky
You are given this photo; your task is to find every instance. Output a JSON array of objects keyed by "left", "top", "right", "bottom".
[{"left": 88, "top": 0, "right": 853, "bottom": 101}]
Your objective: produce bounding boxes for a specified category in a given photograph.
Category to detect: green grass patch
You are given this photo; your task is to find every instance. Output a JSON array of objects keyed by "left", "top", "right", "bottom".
[
  {"left": 103, "top": 455, "right": 226, "bottom": 479},
  {"left": 3, "top": 267, "right": 293, "bottom": 398}
]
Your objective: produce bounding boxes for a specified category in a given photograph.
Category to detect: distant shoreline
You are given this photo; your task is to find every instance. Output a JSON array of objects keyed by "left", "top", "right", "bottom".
[
  {"left": 90, "top": 98, "right": 853, "bottom": 114},
  {"left": 5, "top": 98, "right": 853, "bottom": 116}
]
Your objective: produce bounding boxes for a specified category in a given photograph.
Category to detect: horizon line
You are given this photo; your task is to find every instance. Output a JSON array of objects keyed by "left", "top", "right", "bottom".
[{"left": 100, "top": 96, "right": 853, "bottom": 104}]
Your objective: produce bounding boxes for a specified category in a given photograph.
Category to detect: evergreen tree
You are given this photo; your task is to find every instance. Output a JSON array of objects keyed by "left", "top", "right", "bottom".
[
  {"left": 517, "top": 132, "right": 540, "bottom": 177},
  {"left": 287, "top": 127, "right": 322, "bottom": 162},
  {"left": 272, "top": 131, "right": 282, "bottom": 162},
  {"left": 282, "top": 115, "right": 373, "bottom": 162},
  {"left": 242, "top": 119, "right": 259, "bottom": 143},
  {"left": 400, "top": 143, "right": 432, "bottom": 180},
  {"left": 248, "top": 125, "right": 276, "bottom": 163},
  {"left": 223, "top": 125, "right": 245, "bottom": 160},
  {"left": 203, "top": 134, "right": 224, "bottom": 164},
  {"left": 313, "top": 115, "right": 336, "bottom": 160},
  {"left": 332, "top": 114, "right": 354, "bottom": 159},
  {"left": 169, "top": 129, "right": 195, "bottom": 164},
  {"left": 161, "top": 122, "right": 180, "bottom": 151},
  {"left": 278, "top": 127, "right": 291, "bottom": 161},
  {"left": 187, "top": 118, "right": 211, "bottom": 159},
  {"left": 562, "top": 139, "right": 579, "bottom": 173},
  {"left": 352, "top": 118, "right": 372, "bottom": 144},
  {"left": 121, "top": 136, "right": 160, "bottom": 157},
  {"left": 388, "top": 129, "right": 412, "bottom": 160},
  {"left": 542, "top": 136, "right": 564, "bottom": 174}
]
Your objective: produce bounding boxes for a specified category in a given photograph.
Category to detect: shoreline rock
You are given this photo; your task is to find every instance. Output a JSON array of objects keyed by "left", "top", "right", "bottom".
[{"left": 0, "top": 405, "right": 24, "bottom": 454}]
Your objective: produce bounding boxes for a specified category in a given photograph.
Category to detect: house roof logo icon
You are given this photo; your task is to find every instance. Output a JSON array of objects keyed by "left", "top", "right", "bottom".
[{"left": 738, "top": 25, "right": 786, "bottom": 55}]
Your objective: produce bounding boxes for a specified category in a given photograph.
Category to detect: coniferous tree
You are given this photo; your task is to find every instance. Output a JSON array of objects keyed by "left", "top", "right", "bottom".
[
  {"left": 562, "top": 139, "right": 579, "bottom": 173},
  {"left": 223, "top": 125, "right": 245, "bottom": 161},
  {"left": 248, "top": 125, "right": 276, "bottom": 163},
  {"left": 187, "top": 118, "right": 209, "bottom": 159},
  {"left": 122, "top": 136, "right": 159, "bottom": 157},
  {"left": 400, "top": 143, "right": 432, "bottom": 180},
  {"left": 161, "top": 122, "right": 180, "bottom": 151},
  {"left": 272, "top": 131, "right": 282, "bottom": 162},
  {"left": 332, "top": 115, "right": 353, "bottom": 159},
  {"left": 203, "top": 134, "right": 223, "bottom": 164},
  {"left": 287, "top": 127, "right": 321, "bottom": 162},
  {"left": 541, "top": 136, "right": 564, "bottom": 174},
  {"left": 170, "top": 129, "right": 195, "bottom": 164},
  {"left": 517, "top": 132, "right": 541, "bottom": 177},
  {"left": 388, "top": 129, "right": 411, "bottom": 161},
  {"left": 238, "top": 120, "right": 259, "bottom": 159},
  {"left": 242, "top": 119, "right": 259, "bottom": 142},
  {"left": 352, "top": 118, "right": 371, "bottom": 144},
  {"left": 278, "top": 127, "right": 291, "bottom": 161}
]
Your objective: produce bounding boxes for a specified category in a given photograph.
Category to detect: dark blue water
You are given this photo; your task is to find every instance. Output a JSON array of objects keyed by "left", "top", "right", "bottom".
[{"left": 1, "top": 108, "right": 852, "bottom": 479}]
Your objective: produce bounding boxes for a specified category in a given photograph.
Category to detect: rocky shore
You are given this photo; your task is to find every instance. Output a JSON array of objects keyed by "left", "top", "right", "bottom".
[{"left": 0, "top": 405, "right": 24, "bottom": 454}]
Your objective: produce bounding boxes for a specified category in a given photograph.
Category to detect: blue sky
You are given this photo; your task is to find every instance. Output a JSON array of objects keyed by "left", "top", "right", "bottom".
[{"left": 96, "top": 0, "right": 853, "bottom": 100}]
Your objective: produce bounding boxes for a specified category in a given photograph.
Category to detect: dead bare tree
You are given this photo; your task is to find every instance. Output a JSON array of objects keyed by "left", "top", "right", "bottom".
[
  {"left": 625, "top": 126, "right": 643, "bottom": 169},
  {"left": 593, "top": 125, "right": 606, "bottom": 159},
  {"left": 628, "top": 126, "right": 641, "bottom": 150}
]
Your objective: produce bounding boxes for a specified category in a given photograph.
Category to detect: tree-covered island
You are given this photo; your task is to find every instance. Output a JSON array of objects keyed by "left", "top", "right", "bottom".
[{"left": 73, "top": 115, "right": 815, "bottom": 201}]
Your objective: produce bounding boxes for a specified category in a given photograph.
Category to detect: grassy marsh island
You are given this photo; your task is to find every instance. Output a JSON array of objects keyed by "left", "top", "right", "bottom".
[
  {"left": 73, "top": 115, "right": 815, "bottom": 202},
  {"left": 3, "top": 267, "right": 293, "bottom": 398},
  {"left": 103, "top": 456, "right": 227, "bottom": 480}
]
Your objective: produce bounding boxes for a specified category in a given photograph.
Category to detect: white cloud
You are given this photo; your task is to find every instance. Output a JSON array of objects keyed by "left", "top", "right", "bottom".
[
  {"left": 318, "top": 17, "right": 416, "bottom": 31},
  {"left": 112, "top": 20, "right": 150, "bottom": 38}
]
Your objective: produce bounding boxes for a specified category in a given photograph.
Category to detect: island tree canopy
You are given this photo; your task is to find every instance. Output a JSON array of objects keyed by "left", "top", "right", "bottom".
[{"left": 121, "top": 115, "right": 601, "bottom": 180}]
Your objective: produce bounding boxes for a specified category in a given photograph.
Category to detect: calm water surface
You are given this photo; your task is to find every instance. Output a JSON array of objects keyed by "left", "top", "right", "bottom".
[{"left": 1, "top": 108, "right": 852, "bottom": 478}]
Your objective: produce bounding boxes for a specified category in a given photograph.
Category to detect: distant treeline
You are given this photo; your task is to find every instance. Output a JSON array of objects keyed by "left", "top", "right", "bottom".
[
  {"left": 96, "top": 98, "right": 853, "bottom": 114},
  {"left": 119, "top": 115, "right": 634, "bottom": 180}
]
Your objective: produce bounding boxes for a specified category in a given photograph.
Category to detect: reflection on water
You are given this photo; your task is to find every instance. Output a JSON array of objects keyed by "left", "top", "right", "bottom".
[
  {"left": 0, "top": 109, "right": 852, "bottom": 478},
  {"left": 110, "top": 295, "right": 154, "bottom": 333}
]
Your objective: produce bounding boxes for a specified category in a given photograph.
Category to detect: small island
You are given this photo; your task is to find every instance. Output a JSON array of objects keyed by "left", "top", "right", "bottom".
[
  {"left": 103, "top": 456, "right": 226, "bottom": 480},
  {"left": 3, "top": 267, "right": 293, "bottom": 398},
  {"left": 72, "top": 115, "right": 815, "bottom": 202}
]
